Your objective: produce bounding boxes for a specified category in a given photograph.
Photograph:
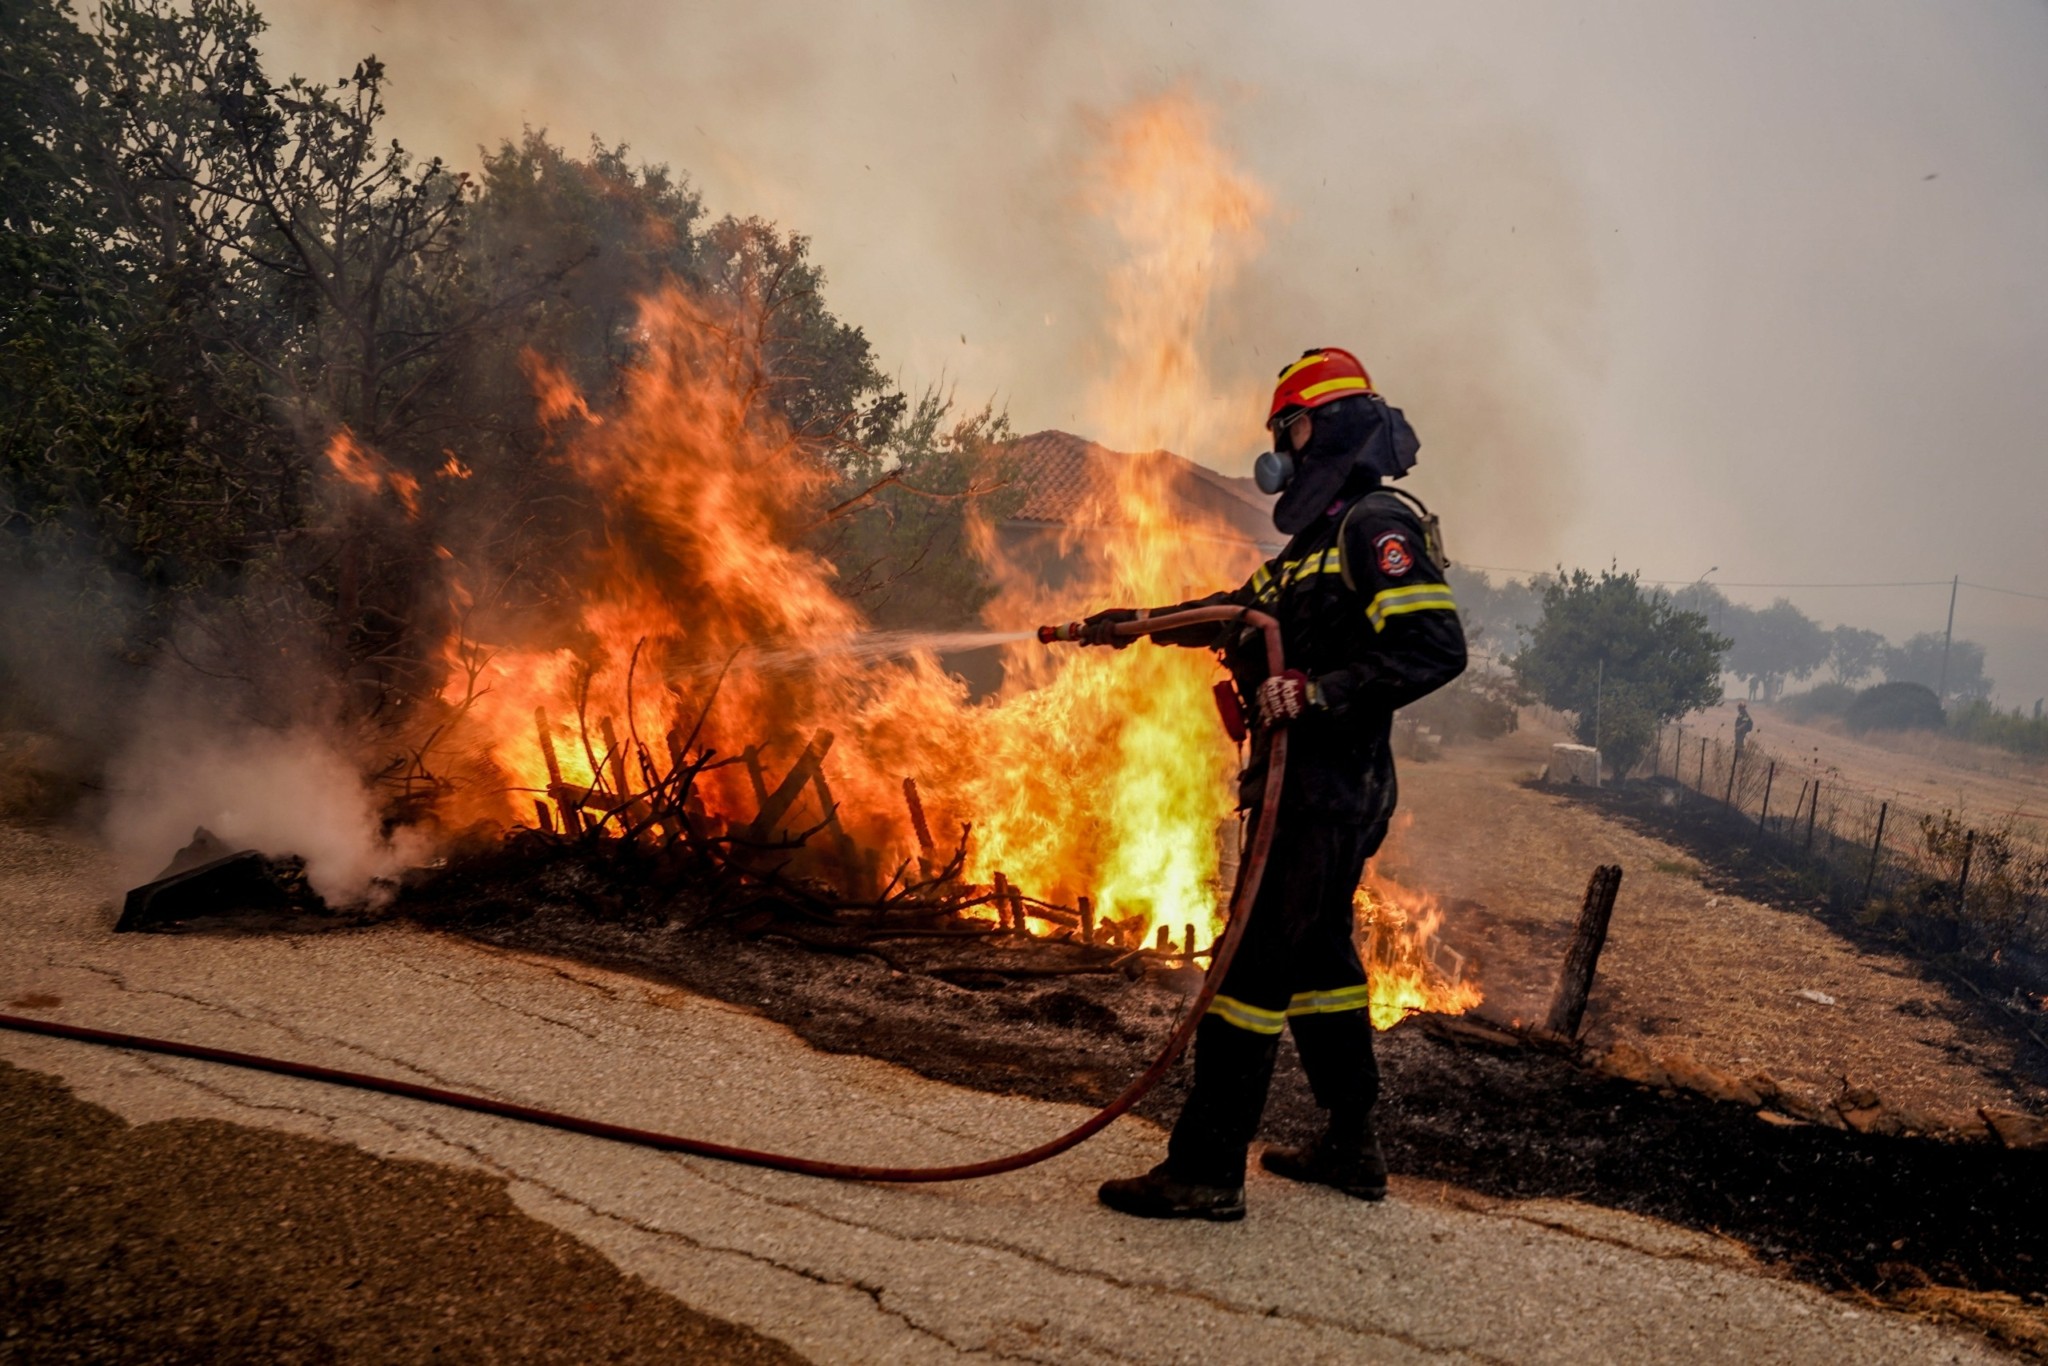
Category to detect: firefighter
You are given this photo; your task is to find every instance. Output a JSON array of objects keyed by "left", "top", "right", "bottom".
[{"left": 1080, "top": 347, "right": 1467, "bottom": 1220}]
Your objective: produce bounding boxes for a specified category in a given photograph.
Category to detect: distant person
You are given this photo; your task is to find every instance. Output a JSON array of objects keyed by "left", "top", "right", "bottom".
[{"left": 1734, "top": 701, "right": 1755, "bottom": 756}]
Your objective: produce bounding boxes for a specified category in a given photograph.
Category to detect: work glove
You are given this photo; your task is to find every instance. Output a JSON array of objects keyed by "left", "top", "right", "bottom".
[
  {"left": 1256, "top": 669, "right": 1321, "bottom": 726},
  {"left": 1079, "top": 607, "right": 1139, "bottom": 648}
]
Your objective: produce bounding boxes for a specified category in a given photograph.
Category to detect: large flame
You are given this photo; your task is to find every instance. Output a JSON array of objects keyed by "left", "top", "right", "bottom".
[{"left": 429, "top": 94, "right": 1477, "bottom": 1028}]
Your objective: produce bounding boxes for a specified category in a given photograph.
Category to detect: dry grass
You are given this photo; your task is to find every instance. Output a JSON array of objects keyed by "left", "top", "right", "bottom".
[
  {"left": 1698, "top": 700, "right": 2048, "bottom": 841},
  {"left": 1391, "top": 717, "right": 2047, "bottom": 1129}
]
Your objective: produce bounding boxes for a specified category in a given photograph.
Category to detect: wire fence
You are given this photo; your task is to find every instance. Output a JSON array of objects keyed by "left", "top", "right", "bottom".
[{"left": 1639, "top": 723, "right": 2048, "bottom": 983}]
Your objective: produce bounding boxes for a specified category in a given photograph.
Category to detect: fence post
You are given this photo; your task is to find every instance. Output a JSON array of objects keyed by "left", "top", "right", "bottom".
[
  {"left": 1545, "top": 864, "right": 1625, "bottom": 1038},
  {"left": 1756, "top": 761, "right": 1776, "bottom": 833},
  {"left": 1724, "top": 745, "right": 1739, "bottom": 806},
  {"left": 1862, "top": 800, "right": 1889, "bottom": 905},
  {"left": 1698, "top": 736, "right": 1707, "bottom": 793},
  {"left": 1806, "top": 781, "right": 1820, "bottom": 851},
  {"left": 1957, "top": 829, "right": 1976, "bottom": 921},
  {"left": 1790, "top": 779, "right": 1809, "bottom": 837}
]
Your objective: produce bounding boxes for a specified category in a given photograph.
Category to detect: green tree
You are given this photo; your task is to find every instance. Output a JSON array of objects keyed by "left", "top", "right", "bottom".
[
  {"left": 1884, "top": 631, "right": 1991, "bottom": 704},
  {"left": 809, "top": 387, "right": 1019, "bottom": 629},
  {"left": 1828, "top": 624, "right": 1887, "bottom": 685},
  {"left": 1724, "top": 598, "right": 1829, "bottom": 702},
  {"left": 1443, "top": 566, "right": 1548, "bottom": 656},
  {"left": 1509, "top": 567, "right": 1727, "bottom": 775}
]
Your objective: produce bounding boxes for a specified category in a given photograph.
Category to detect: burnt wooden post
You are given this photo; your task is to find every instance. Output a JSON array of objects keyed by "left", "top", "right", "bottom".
[
  {"left": 534, "top": 706, "right": 582, "bottom": 833},
  {"left": 743, "top": 745, "right": 770, "bottom": 811},
  {"left": 808, "top": 761, "right": 861, "bottom": 887},
  {"left": 744, "top": 731, "right": 834, "bottom": 841},
  {"left": 1698, "top": 736, "right": 1708, "bottom": 793},
  {"left": 992, "top": 871, "right": 1011, "bottom": 929},
  {"left": 1545, "top": 864, "right": 1625, "bottom": 1038},
  {"left": 1806, "top": 782, "right": 1821, "bottom": 851},
  {"left": 902, "top": 777, "right": 937, "bottom": 879},
  {"left": 1078, "top": 894, "right": 1095, "bottom": 946},
  {"left": 1723, "top": 744, "right": 1739, "bottom": 806},
  {"left": 598, "top": 716, "right": 631, "bottom": 800},
  {"left": 1755, "top": 761, "right": 1776, "bottom": 833},
  {"left": 1862, "top": 801, "right": 1889, "bottom": 905}
]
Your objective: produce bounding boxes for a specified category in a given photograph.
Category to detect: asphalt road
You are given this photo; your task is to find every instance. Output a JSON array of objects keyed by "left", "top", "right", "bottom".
[{"left": 0, "top": 826, "right": 2011, "bottom": 1363}]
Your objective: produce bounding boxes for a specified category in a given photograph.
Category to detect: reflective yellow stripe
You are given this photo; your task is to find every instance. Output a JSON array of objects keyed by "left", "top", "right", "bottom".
[
  {"left": 1270, "top": 548, "right": 1346, "bottom": 594},
  {"left": 1298, "top": 375, "right": 1372, "bottom": 402},
  {"left": 1275, "top": 354, "right": 1326, "bottom": 386},
  {"left": 1205, "top": 994, "right": 1288, "bottom": 1035},
  {"left": 1364, "top": 582, "right": 1457, "bottom": 632},
  {"left": 1286, "top": 985, "right": 1375, "bottom": 1016}
]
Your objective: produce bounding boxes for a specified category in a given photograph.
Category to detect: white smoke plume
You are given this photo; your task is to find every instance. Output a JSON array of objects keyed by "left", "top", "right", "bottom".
[{"left": 104, "top": 716, "right": 430, "bottom": 907}]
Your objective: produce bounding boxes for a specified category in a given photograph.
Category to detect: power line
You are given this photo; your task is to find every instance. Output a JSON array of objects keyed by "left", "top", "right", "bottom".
[
  {"left": 1962, "top": 580, "right": 2048, "bottom": 604},
  {"left": 1460, "top": 566, "right": 2046, "bottom": 599}
]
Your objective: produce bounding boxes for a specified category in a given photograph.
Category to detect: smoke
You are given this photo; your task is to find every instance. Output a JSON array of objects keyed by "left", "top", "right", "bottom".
[
  {"left": 0, "top": 543, "right": 429, "bottom": 904},
  {"left": 252, "top": 0, "right": 1605, "bottom": 570},
  {"left": 103, "top": 713, "right": 430, "bottom": 906}
]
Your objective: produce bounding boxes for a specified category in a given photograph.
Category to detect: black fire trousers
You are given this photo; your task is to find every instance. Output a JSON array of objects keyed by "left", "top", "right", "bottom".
[{"left": 1165, "top": 809, "right": 1386, "bottom": 1188}]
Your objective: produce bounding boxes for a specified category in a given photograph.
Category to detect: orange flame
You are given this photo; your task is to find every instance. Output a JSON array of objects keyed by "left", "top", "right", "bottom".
[
  {"left": 424, "top": 95, "right": 1476, "bottom": 1026},
  {"left": 521, "top": 349, "right": 604, "bottom": 428},
  {"left": 324, "top": 428, "right": 420, "bottom": 518}
]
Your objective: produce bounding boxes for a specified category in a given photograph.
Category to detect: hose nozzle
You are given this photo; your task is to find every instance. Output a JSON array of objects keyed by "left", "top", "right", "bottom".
[{"left": 1037, "top": 622, "right": 1083, "bottom": 644}]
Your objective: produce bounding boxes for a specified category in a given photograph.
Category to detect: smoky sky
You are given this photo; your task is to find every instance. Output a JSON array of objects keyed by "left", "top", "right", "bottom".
[{"left": 257, "top": 0, "right": 2048, "bottom": 705}]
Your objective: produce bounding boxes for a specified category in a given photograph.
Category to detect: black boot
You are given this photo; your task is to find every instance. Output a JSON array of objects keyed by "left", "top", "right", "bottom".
[
  {"left": 1097, "top": 1164, "right": 1246, "bottom": 1221},
  {"left": 1100, "top": 1016, "right": 1278, "bottom": 1221},
  {"left": 1260, "top": 1113, "right": 1387, "bottom": 1201}
]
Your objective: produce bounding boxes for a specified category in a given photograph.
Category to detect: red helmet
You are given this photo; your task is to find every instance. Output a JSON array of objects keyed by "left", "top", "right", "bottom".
[{"left": 1267, "top": 347, "right": 1375, "bottom": 429}]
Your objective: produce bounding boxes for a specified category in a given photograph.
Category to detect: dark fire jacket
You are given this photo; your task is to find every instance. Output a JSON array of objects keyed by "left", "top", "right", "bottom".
[{"left": 1151, "top": 490, "right": 1468, "bottom": 820}]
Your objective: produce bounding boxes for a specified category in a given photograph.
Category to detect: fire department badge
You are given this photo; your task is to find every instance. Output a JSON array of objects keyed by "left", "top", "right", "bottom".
[{"left": 1375, "top": 532, "right": 1414, "bottom": 576}]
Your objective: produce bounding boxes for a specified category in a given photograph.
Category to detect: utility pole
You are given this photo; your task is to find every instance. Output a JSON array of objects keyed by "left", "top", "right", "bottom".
[{"left": 1937, "top": 573, "right": 1958, "bottom": 706}]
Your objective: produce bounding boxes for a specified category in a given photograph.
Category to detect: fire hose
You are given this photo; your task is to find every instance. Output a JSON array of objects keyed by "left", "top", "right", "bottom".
[{"left": 0, "top": 607, "right": 1285, "bottom": 1184}]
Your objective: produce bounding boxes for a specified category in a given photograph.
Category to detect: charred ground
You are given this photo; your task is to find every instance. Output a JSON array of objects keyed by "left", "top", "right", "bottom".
[{"left": 384, "top": 839, "right": 2048, "bottom": 1351}]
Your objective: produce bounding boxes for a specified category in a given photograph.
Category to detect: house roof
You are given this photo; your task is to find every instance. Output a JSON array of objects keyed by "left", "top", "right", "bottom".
[{"left": 998, "top": 430, "right": 1281, "bottom": 553}]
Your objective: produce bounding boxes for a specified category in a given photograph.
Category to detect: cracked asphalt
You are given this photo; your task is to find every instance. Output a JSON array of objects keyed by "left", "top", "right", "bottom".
[{"left": 0, "top": 825, "right": 2014, "bottom": 1363}]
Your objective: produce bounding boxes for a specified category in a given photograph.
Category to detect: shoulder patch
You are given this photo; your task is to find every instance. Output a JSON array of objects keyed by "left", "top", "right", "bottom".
[{"left": 1374, "top": 531, "right": 1415, "bottom": 577}]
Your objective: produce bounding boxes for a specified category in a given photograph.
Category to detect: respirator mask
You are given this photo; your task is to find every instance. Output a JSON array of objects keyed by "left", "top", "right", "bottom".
[
  {"left": 1252, "top": 448, "right": 1295, "bottom": 495},
  {"left": 1253, "top": 396, "right": 1422, "bottom": 536}
]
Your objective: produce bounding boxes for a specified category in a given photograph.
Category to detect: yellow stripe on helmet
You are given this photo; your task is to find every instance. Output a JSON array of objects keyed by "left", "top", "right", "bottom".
[
  {"left": 1298, "top": 375, "right": 1373, "bottom": 403},
  {"left": 1275, "top": 353, "right": 1329, "bottom": 386}
]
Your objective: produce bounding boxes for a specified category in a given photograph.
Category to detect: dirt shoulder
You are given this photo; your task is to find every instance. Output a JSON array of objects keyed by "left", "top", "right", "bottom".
[
  {"left": 0, "top": 1056, "right": 802, "bottom": 1364},
  {"left": 1389, "top": 719, "right": 2047, "bottom": 1127},
  {"left": 1697, "top": 699, "right": 2048, "bottom": 837}
]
